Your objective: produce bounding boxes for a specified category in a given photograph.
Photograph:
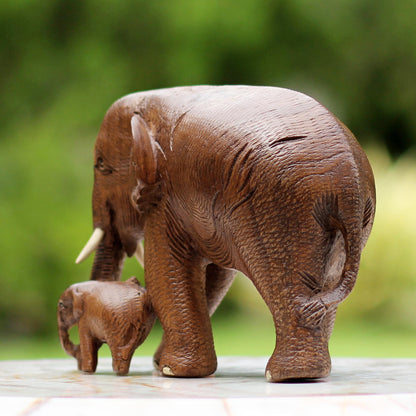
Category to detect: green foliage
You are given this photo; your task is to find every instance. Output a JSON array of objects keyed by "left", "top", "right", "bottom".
[
  {"left": 2, "top": 0, "right": 416, "bottom": 152},
  {"left": 1, "top": 319, "right": 416, "bottom": 359},
  {"left": 0, "top": 0, "right": 416, "bottom": 344}
]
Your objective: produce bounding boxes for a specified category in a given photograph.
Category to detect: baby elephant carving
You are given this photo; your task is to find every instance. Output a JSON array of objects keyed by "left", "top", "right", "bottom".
[{"left": 57, "top": 277, "right": 155, "bottom": 375}]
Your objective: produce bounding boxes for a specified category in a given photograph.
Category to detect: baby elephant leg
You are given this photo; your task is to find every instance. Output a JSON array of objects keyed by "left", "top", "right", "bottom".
[
  {"left": 111, "top": 350, "right": 133, "bottom": 376},
  {"left": 110, "top": 344, "right": 136, "bottom": 376},
  {"left": 78, "top": 326, "right": 101, "bottom": 373}
]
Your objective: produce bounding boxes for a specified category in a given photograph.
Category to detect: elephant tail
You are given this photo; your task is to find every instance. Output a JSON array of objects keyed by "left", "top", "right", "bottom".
[{"left": 298, "top": 192, "right": 374, "bottom": 328}]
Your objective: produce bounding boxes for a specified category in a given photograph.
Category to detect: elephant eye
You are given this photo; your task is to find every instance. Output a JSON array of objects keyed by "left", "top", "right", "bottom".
[
  {"left": 95, "top": 157, "right": 113, "bottom": 175},
  {"left": 58, "top": 301, "right": 65, "bottom": 309}
]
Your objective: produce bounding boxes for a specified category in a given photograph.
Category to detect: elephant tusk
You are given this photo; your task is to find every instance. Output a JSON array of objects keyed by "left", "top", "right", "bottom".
[
  {"left": 134, "top": 241, "right": 144, "bottom": 268},
  {"left": 75, "top": 228, "right": 105, "bottom": 264}
]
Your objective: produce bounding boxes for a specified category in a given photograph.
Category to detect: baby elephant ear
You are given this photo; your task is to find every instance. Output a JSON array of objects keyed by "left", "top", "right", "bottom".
[
  {"left": 126, "top": 276, "right": 142, "bottom": 287},
  {"left": 131, "top": 114, "right": 158, "bottom": 184}
]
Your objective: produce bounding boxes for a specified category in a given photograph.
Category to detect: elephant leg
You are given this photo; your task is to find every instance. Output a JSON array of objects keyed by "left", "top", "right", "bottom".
[
  {"left": 110, "top": 345, "right": 135, "bottom": 376},
  {"left": 251, "top": 242, "right": 333, "bottom": 382},
  {"left": 153, "top": 264, "right": 236, "bottom": 369},
  {"left": 145, "top": 219, "right": 217, "bottom": 378},
  {"left": 109, "top": 325, "right": 143, "bottom": 376},
  {"left": 78, "top": 325, "right": 101, "bottom": 373},
  {"left": 265, "top": 304, "right": 334, "bottom": 382}
]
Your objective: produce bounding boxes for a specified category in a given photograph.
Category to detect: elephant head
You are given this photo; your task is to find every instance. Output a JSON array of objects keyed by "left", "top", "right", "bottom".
[{"left": 76, "top": 98, "right": 161, "bottom": 280}]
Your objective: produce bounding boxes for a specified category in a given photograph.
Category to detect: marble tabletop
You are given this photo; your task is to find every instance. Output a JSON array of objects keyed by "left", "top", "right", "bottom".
[{"left": 1, "top": 357, "right": 416, "bottom": 415}]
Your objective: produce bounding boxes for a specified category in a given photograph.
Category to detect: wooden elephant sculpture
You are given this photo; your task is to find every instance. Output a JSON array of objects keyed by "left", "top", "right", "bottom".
[
  {"left": 75, "top": 85, "right": 376, "bottom": 382},
  {"left": 57, "top": 277, "right": 155, "bottom": 375}
]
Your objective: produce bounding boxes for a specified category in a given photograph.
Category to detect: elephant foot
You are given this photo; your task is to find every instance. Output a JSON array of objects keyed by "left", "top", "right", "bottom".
[
  {"left": 113, "top": 360, "right": 131, "bottom": 376},
  {"left": 265, "top": 339, "right": 331, "bottom": 382},
  {"left": 153, "top": 336, "right": 165, "bottom": 370},
  {"left": 114, "top": 367, "right": 130, "bottom": 376},
  {"left": 78, "top": 360, "right": 97, "bottom": 374},
  {"left": 159, "top": 361, "right": 217, "bottom": 378},
  {"left": 158, "top": 347, "right": 217, "bottom": 378},
  {"left": 112, "top": 352, "right": 133, "bottom": 376},
  {"left": 265, "top": 359, "right": 331, "bottom": 382}
]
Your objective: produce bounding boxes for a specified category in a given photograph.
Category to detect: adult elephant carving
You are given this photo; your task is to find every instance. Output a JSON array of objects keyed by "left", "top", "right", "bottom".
[{"left": 76, "top": 86, "right": 375, "bottom": 382}]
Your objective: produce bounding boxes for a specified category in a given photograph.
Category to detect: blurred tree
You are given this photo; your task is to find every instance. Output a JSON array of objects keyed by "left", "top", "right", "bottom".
[
  {"left": 1, "top": 0, "right": 416, "bottom": 152},
  {"left": 0, "top": 0, "right": 415, "bottom": 337}
]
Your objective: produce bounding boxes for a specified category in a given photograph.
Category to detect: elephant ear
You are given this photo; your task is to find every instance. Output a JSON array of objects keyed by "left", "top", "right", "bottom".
[
  {"left": 72, "top": 287, "right": 84, "bottom": 322},
  {"left": 131, "top": 114, "right": 158, "bottom": 185},
  {"left": 126, "top": 276, "right": 142, "bottom": 288}
]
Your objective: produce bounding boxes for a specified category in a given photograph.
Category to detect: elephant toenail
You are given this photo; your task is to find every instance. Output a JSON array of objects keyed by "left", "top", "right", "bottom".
[
  {"left": 162, "top": 366, "right": 175, "bottom": 376},
  {"left": 266, "top": 370, "right": 273, "bottom": 381}
]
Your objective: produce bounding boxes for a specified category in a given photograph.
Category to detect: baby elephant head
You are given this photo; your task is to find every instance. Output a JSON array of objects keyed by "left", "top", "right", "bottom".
[{"left": 57, "top": 277, "right": 155, "bottom": 374}]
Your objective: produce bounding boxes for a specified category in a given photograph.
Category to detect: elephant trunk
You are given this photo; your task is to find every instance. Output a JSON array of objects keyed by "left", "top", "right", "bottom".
[
  {"left": 57, "top": 314, "right": 79, "bottom": 359},
  {"left": 76, "top": 227, "right": 127, "bottom": 281},
  {"left": 90, "top": 236, "right": 126, "bottom": 281}
]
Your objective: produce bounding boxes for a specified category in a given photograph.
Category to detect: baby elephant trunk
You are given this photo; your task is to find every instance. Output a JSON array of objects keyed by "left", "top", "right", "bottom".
[{"left": 57, "top": 304, "right": 80, "bottom": 360}]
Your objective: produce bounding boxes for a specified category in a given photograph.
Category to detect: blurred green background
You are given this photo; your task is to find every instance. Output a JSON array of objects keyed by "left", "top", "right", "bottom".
[{"left": 1, "top": 0, "right": 416, "bottom": 360}]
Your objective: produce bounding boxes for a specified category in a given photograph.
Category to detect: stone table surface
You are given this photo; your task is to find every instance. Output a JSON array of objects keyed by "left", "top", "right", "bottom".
[{"left": 1, "top": 357, "right": 416, "bottom": 415}]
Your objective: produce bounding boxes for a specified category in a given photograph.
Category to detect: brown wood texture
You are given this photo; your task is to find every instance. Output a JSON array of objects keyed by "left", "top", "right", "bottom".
[
  {"left": 77, "top": 86, "right": 375, "bottom": 381},
  {"left": 57, "top": 277, "right": 155, "bottom": 375}
]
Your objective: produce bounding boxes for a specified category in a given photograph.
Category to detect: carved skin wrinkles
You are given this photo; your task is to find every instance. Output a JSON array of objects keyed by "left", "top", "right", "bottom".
[
  {"left": 57, "top": 278, "right": 156, "bottom": 375},
  {"left": 86, "top": 86, "right": 375, "bottom": 382}
]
